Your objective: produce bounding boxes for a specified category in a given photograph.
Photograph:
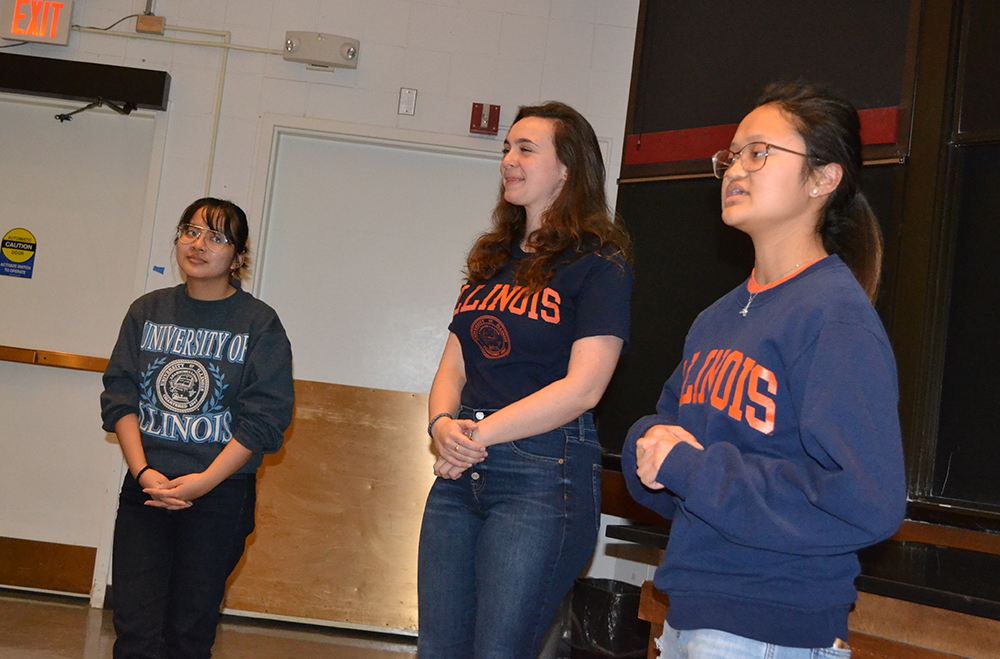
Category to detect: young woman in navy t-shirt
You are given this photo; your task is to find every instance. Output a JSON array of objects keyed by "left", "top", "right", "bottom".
[
  {"left": 417, "top": 102, "right": 632, "bottom": 658},
  {"left": 623, "top": 84, "right": 906, "bottom": 658}
]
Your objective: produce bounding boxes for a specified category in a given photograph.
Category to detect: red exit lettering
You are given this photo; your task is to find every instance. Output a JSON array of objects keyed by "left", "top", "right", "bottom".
[{"left": 10, "top": 0, "right": 64, "bottom": 39}]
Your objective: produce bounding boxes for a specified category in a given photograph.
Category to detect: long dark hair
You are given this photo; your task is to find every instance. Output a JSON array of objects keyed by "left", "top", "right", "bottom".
[
  {"left": 757, "top": 83, "right": 883, "bottom": 302},
  {"left": 175, "top": 197, "right": 251, "bottom": 280},
  {"left": 466, "top": 102, "right": 630, "bottom": 290}
]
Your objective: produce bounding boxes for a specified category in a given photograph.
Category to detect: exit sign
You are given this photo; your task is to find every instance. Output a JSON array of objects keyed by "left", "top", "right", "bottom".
[{"left": 1, "top": 0, "right": 73, "bottom": 46}]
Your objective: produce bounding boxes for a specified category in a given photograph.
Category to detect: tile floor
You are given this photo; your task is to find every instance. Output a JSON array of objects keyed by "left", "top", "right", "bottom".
[{"left": 0, "top": 588, "right": 417, "bottom": 659}]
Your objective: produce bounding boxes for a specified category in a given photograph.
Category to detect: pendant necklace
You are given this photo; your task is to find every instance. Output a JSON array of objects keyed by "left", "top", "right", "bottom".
[{"left": 739, "top": 261, "right": 808, "bottom": 317}]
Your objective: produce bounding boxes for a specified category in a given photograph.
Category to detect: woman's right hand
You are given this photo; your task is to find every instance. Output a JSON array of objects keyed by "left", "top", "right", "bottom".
[{"left": 432, "top": 417, "right": 487, "bottom": 468}]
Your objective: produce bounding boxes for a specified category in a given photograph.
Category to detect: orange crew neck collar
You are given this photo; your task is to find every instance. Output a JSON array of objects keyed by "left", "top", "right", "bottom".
[{"left": 747, "top": 256, "right": 826, "bottom": 294}]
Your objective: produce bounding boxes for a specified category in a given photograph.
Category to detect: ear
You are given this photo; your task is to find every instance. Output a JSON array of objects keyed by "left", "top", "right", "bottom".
[
  {"left": 231, "top": 252, "right": 245, "bottom": 271},
  {"left": 810, "top": 162, "right": 843, "bottom": 198}
]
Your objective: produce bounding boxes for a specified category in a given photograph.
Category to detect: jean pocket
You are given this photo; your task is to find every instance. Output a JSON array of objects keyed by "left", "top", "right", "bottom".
[{"left": 509, "top": 429, "right": 565, "bottom": 463}]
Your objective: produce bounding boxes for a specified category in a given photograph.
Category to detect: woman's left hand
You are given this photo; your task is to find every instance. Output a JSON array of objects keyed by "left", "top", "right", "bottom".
[
  {"left": 433, "top": 457, "right": 468, "bottom": 480},
  {"left": 635, "top": 425, "right": 704, "bottom": 489},
  {"left": 144, "top": 473, "right": 213, "bottom": 509}
]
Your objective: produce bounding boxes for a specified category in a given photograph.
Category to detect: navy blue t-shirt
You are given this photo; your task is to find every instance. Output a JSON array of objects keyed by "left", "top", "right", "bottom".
[{"left": 449, "top": 247, "right": 632, "bottom": 410}]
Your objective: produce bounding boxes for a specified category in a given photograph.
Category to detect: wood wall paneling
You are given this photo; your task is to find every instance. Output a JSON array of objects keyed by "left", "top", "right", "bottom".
[
  {"left": 0, "top": 537, "right": 95, "bottom": 595},
  {"left": 223, "top": 380, "right": 435, "bottom": 632}
]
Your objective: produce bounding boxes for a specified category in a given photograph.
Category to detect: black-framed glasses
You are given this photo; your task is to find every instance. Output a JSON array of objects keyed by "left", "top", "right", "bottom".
[
  {"left": 177, "top": 224, "right": 230, "bottom": 252},
  {"left": 712, "top": 141, "right": 811, "bottom": 179}
]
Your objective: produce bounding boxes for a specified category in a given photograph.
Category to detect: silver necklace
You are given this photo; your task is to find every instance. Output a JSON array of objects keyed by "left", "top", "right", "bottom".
[{"left": 739, "top": 261, "right": 807, "bottom": 317}]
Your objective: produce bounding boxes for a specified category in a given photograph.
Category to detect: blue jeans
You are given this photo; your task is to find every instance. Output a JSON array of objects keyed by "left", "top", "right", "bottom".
[
  {"left": 417, "top": 409, "right": 603, "bottom": 659},
  {"left": 112, "top": 472, "right": 256, "bottom": 659},
  {"left": 657, "top": 622, "right": 852, "bottom": 659}
]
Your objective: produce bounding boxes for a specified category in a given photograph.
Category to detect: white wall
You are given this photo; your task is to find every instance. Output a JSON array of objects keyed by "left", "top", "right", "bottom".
[
  {"left": 1, "top": 0, "right": 642, "bottom": 599},
  {"left": 10, "top": 0, "right": 640, "bottom": 292}
]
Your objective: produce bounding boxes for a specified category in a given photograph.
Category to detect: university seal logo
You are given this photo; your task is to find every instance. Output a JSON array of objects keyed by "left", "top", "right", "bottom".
[
  {"left": 156, "top": 359, "right": 211, "bottom": 414},
  {"left": 471, "top": 315, "right": 510, "bottom": 359}
]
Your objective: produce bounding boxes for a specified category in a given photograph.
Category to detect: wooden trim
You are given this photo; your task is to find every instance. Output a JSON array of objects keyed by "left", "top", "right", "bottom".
[
  {"left": 600, "top": 469, "right": 670, "bottom": 527},
  {"left": 0, "top": 346, "right": 108, "bottom": 373},
  {"left": 0, "top": 537, "right": 95, "bottom": 595},
  {"left": 893, "top": 520, "right": 1000, "bottom": 556}
]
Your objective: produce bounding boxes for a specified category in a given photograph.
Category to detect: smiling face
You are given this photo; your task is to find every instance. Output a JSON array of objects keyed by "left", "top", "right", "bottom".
[
  {"left": 501, "top": 116, "right": 568, "bottom": 230},
  {"left": 720, "top": 103, "right": 820, "bottom": 239},
  {"left": 176, "top": 207, "right": 241, "bottom": 286}
]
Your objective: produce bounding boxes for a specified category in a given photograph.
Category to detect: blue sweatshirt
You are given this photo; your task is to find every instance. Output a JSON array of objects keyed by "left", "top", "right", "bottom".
[
  {"left": 101, "top": 285, "right": 294, "bottom": 476},
  {"left": 622, "top": 256, "right": 905, "bottom": 648}
]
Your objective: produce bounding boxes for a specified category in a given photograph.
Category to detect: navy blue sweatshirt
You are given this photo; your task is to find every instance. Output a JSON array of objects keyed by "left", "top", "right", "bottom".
[
  {"left": 101, "top": 285, "right": 294, "bottom": 476},
  {"left": 622, "top": 256, "right": 905, "bottom": 648}
]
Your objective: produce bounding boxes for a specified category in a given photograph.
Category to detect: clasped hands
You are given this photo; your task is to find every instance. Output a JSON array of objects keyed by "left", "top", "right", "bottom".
[
  {"left": 138, "top": 469, "right": 215, "bottom": 510},
  {"left": 635, "top": 424, "right": 704, "bottom": 490},
  {"left": 432, "top": 418, "right": 487, "bottom": 480}
]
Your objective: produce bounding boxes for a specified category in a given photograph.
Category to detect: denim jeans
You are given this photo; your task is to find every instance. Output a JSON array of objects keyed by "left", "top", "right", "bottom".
[
  {"left": 417, "top": 409, "right": 603, "bottom": 659},
  {"left": 112, "top": 472, "right": 256, "bottom": 659},
  {"left": 657, "top": 622, "right": 852, "bottom": 659}
]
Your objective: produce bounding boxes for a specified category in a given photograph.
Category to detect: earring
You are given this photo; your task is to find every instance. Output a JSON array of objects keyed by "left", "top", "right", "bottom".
[{"left": 812, "top": 189, "right": 818, "bottom": 196}]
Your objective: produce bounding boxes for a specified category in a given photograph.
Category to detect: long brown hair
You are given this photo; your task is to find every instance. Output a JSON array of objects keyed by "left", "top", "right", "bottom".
[
  {"left": 466, "top": 102, "right": 630, "bottom": 290},
  {"left": 757, "top": 83, "right": 883, "bottom": 302}
]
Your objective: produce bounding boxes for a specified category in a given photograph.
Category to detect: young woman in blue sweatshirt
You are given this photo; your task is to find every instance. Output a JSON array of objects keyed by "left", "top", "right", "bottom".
[
  {"left": 623, "top": 84, "right": 906, "bottom": 658},
  {"left": 101, "top": 198, "right": 294, "bottom": 659}
]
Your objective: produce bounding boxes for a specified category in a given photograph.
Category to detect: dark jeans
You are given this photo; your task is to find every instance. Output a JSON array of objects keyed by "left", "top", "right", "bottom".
[
  {"left": 112, "top": 472, "right": 256, "bottom": 659},
  {"left": 417, "top": 409, "right": 603, "bottom": 659}
]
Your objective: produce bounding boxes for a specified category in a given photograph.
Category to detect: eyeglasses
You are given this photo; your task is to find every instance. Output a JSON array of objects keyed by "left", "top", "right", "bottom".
[
  {"left": 712, "top": 142, "right": 811, "bottom": 179},
  {"left": 177, "top": 224, "right": 230, "bottom": 252}
]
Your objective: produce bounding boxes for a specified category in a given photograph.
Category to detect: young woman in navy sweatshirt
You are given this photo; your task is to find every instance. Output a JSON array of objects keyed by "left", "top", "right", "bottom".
[
  {"left": 623, "top": 84, "right": 906, "bottom": 658},
  {"left": 101, "top": 198, "right": 294, "bottom": 659}
]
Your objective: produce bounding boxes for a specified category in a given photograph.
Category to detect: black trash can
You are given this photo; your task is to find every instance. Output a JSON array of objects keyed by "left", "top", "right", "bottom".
[{"left": 569, "top": 578, "right": 650, "bottom": 658}]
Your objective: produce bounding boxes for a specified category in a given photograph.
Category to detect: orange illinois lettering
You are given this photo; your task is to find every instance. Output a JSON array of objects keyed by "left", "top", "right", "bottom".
[
  {"left": 459, "top": 285, "right": 485, "bottom": 312},
  {"left": 477, "top": 284, "right": 502, "bottom": 310},
  {"left": 540, "top": 288, "right": 561, "bottom": 324},
  {"left": 745, "top": 364, "right": 777, "bottom": 434},
  {"left": 700, "top": 349, "right": 731, "bottom": 404},
  {"left": 711, "top": 351, "right": 743, "bottom": 411},
  {"left": 453, "top": 285, "right": 470, "bottom": 315},
  {"left": 11, "top": 0, "right": 29, "bottom": 34},
  {"left": 490, "top": 285, "right": 522, "bottom": 311},
  {"left": 508, "top": 289, "right": 530, "bottom": 315},
  {"left": 727, "top": 357, "right": 756, "bottom": 422},
  {"left": 692, "top": 350, "right": 717, "bottom": 405},
  {"left": 527, "top": 291, "right": 540, "bottom": 319},
  {"left": 695, "top": 352, "right": 716, "bottom": 404},
  {"left": 678, "top": 352, "right": 700, "bottom": 406}
]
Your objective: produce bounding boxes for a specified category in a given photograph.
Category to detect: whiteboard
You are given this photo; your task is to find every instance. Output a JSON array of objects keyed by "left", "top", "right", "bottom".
[
  {"left": 256, "top": 128, "right": 502, "bottom": 394},
  {"left": 0, "top": 94, "right": 159, "bottom": 357}
]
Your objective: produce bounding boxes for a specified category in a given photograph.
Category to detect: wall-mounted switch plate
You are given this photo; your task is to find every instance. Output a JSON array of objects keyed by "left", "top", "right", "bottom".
[
  {"left": 398, "top": 88, "right": 416, "bottom": 115},
  {"left": 470, "top": 103, "right": 500, "bottom": 136}
]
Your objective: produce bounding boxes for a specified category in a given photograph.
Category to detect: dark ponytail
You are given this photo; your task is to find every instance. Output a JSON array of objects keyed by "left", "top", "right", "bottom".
[{"left": 757, "top": 83, "right": 883, "bottom": 302}]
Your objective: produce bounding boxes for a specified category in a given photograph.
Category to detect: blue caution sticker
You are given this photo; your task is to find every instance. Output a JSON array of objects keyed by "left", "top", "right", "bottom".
[{"left": 1, "top": 228, "right": 36, "bottom": 279}]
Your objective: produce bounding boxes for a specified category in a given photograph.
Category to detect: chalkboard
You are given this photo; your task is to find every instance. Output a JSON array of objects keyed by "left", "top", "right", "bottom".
[
  {"left": 623, "top": 0, "right": 917, "bottom": 177},
  {"left": 932, "top": 144, "right": 1000, "bottom": 507}
]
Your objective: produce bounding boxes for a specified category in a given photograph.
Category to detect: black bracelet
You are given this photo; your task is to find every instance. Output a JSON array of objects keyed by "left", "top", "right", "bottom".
[
  {"left": 135, "top": 465, "right": 152, "bottom": 483},
  {"left": 428, "top": 412, "right": 454, "bottom": 438}
]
